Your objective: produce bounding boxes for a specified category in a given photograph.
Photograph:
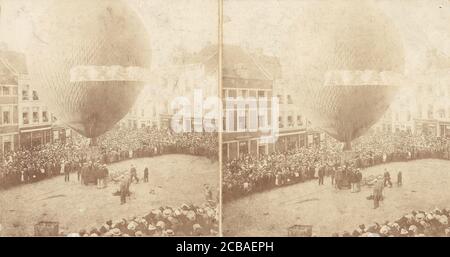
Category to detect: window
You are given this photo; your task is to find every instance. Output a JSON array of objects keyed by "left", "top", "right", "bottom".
[
  {"left": 277, "top": 94, "right": 283, "bottom": 104},
  {"left": 288, "top": 116, "right": 293, "bottom": 127},
  {"left": 438, "top": 109, "right": 446, "bottom": 119},
  {"left": 3, "top": 110, "right": 10, "bottom": 124},
  {"left": 287, "top": 95, "right": 293, "bottom": 104},
  {"left": 23, "top": 109, "right": 29, "bottom": 125},
  {"left": 32, "top": 90, "right": 39, "bottom": 100},
  {"left": 42, "top": 111, "right": 49, "bottom": 122},
  {"left": 238, "top": 113, "right": 246, "bottom": 131},
  {"left": 13, "top": 87, "right": 18, "bottom": 96},
  {"left": 297, "top": 115, "right": 303, "bottom": 126},
  {"left": 22, "top": 85, "right": 29, "bottom": 100},
  {"left": 33, "top": 111, "right": 39, "bottom": 123},
  {"left": 3, "top": 86, "right": 10, "bottom": 96},
  {"left": 258, "top": 90, "right": 265, "bottom": 98},
  {"left": 278, "top": 116, "right": 284, "bottom": 128}
]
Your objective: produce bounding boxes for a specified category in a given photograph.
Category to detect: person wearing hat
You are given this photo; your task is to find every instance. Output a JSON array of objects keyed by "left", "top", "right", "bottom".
[
  {"left": 204, "top": 184, "right": 213, "bottom": 202},
  {"left": 383, "top": 169, "right": 392, "bottom": 188},
  {"left": 100, "top": 164, "right": 109, "bottom": 188},
  {"left": 119, "top": 175, "right": 128, "bottom": 204},
  {"left": 130, "top": 164, "right": 139, "bottom": 183},
  {"left": 111, "top": 228, "right": 122, "bottom": 237},
  {"left": 317, "top": 164, "right": 325, "bottom": 186},
  {"left": 81, "top": 163, "right": 89, "bottom": 185},
  {"left": 355, "top": 169, "right": 362, "bottom": 192},
  {"left": 373, "top": 179, "right": 382, "bottom": 209},
  {"left": 192, "top": 224, "right": 203, "bottom": 236},
  {"left": 147, "top": 224, "right": 157, "bottom": 236}
]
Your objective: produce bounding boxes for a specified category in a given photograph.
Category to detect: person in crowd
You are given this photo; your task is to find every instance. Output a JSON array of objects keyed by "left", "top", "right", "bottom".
[
  {"left": 318, "top": 164, "right": 325, "bottom": 186},
  {"left": 330, "top": 166, "right": 336, "bottom": 185},
  {"left": 355, "top": 168, "right": 362, "bottom": 192},
  {"left": 0, "top": 126, "right": 218, "bottom": 190},
  {"left": 62, "top": 160, "right": 69, "bottom": 182},
  {"left": 222, "top": 131, "right": 450, "bottom": 202},
  {"left": 336, "top": 207, "right": 450, "bottom": 237},
  {"left": 143, "top": 167, "right": 149, "bottom": 183},
  {"left": 63, "top": 197, "right": 219, "bottom": 237},
  {"left": 397, "top": 171, "right": 402, "bottom": 187},
  {"left": 81, "top": 163, "right": 89, "bottom": 185},
  {"left": 204, "top": 184, "right": 213, "bottom": 202},
  {"left": 373, "top": 178, "right": 384, "bottom": 209},
  {"left": 119, "top": 175, "right": 128, "bottom": 205},
  {"left": 384, "top": 169, "right": 393, "bottom": 188},
  {"left": 76, "top": 162, "right": 81, "bottom": 181},
  {"left": 101, "top": 164, "right": 109, "bottom": 188},
  {"left": 130, "top": 165, "right": 139, "bottom": 183}
]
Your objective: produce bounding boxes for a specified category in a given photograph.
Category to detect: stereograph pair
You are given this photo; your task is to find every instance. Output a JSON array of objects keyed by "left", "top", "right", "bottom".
[{"left": 0, "top": 0, "right": 450, "bottom": 238}]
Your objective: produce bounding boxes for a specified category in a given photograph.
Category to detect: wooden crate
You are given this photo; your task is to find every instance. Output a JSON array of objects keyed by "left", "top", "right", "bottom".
[
  {"left": 288, "top": 225, "right": 313, "bottom": 237},
  {"left": 34, "top": 221, "right": 59, "bottom": 236}
]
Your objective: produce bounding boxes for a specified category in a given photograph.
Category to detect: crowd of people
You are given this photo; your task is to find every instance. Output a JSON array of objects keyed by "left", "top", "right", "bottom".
[
  {"left": 0, "top": 126, "right": 218, "bottom": 189},
  {"left": 63, "top": 201, "right": 219, "bottom": 237},
  {"left": 223, "top": 132, "right": 450, "bottom": 202},
  {"left": 334, "top": 207, "right": 450, "bottom": 237}
]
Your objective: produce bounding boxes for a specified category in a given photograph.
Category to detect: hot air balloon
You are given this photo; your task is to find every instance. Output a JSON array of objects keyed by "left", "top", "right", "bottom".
[
  {"left": 26, "top": 0, "right": 151, "bottom": 143},
  {"left": 285, "top": 0, "right": 405, "bottom": 150}
]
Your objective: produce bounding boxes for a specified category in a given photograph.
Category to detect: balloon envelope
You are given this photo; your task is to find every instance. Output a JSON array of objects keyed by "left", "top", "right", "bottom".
[
  {"left": 27, "top": 0, "right": 151, "bottom": 138},
  {"left": 286, "top": 0, "right": 405, "bottom": 148}
]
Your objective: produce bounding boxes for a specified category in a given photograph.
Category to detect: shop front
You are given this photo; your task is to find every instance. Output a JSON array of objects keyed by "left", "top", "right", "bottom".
[{"left": 20, "top": 127, "right": 52, "bottom": 149}]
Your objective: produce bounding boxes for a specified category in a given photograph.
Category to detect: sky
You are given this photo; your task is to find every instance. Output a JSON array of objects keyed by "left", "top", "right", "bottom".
[
  {"left": 0, "top": 0, "right": 219, "bottom": 68},
  {"left": 2, "top": 0, "right": 449, "bottom": 74},
  {"left": 223, "top": 0, "right": 450, "bottom": 75}
]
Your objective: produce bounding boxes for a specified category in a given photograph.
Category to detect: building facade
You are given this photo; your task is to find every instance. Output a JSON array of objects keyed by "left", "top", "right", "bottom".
[
  {"left": 0, "top": 51, "right": 20, "bottom": 154},
  {"left": 0, "top": 49, "right": 56, "bottom": 155},
  {"left": 375, "top": 69, "right": 450, "bottom": 138},
  {"left": 18, "top": 73, "right": 52, "bottom": 148},
  {"left": 122, "top": 44, "right": 219, "bottom": 131},
  {"left": 221, "top": 45, "right": 275, "bottom": 161}
]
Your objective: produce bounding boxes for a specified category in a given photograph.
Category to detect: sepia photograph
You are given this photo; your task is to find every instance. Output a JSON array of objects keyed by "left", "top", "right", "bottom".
[
  {"left": 1, "top": 0, "right": 450, "bottom": 242},
  {"left": 0, "top": 0, "right": 220, "bottom": 237},
  {"left": 221, "top": 0, "right": 450, "bottom": 237}
]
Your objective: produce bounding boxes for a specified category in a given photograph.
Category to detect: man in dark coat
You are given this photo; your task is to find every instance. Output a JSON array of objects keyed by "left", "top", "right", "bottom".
[
  {"left": 119, "top": 175, "right": 128, "bottom": 205},
  {"left": 143, "top": 167, "right": 149, "bottom": 183},
  {"left": 318, "top": 165, "right": 325, "bottom": 185},
  {"left": 81, "top": 163, "right": 89, "bottom": 185},
  {"left": 130, "top": 165, "right": 139, "bottom": 183},
  {"left": 384, "top": 170, "right": 392, "bottom": 187}
]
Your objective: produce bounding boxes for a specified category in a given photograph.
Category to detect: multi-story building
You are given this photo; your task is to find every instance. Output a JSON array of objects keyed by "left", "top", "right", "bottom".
[
  {"left": 0, "top": 48, "right": 55, "bottom": 155},
  {"left": 221, "top": 45, "right": 275, "bottom": 160},
  {"left": 251, "top": 49, "right": 322, "bottom": 153},
  {"left": 122, "top": 44, "right": 219, "bottom": 131},
  {"left": 18, "top": 73, "right": 53, "bottom": 148},
  {"left": 375, "top": 49, "right": 450, "bottom": 137},
  {"left": 0, "top": 50, "right": 21, "bottom": 154},
  {"left": 412, "top": 69, "right": 450, "bottom": 137}
]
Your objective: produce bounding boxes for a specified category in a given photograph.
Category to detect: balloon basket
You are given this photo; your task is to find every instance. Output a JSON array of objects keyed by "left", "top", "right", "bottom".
[
  {"left": 342, "top": 141, "right": 352, "bottom": 151},
  {"left": 89, "top": 137, "right": 98, "bottom": 147}
]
